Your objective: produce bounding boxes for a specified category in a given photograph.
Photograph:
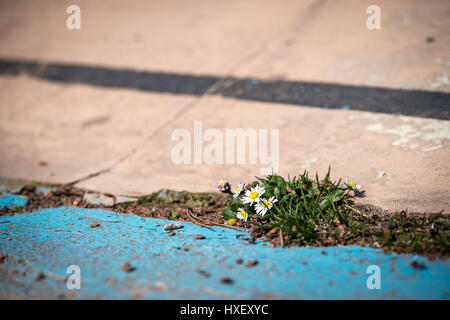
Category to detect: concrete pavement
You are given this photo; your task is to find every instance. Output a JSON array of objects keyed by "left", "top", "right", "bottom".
[{"left": 0, "top": 0, "right": 449, "bottom": 213}]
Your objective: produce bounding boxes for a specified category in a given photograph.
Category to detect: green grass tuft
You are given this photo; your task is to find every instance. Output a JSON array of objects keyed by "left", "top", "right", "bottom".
[{"left": 222, "top": 168, "right": 449, "bottom": 258}]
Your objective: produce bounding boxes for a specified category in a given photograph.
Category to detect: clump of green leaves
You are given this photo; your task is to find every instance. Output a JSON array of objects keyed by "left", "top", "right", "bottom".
[
  {"left": 257, "top": 169, "right": 355, "bottom": 243},
  {"left": 221, "top": 169, "right": 449, "bottom": 257},
  {"left": 223, "top": 168, "right": 355, "bottom": 243}
]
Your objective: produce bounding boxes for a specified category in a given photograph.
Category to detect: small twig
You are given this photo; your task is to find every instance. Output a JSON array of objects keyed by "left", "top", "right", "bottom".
[
  {"left": 280, "top": 229, "right": 285, "bottom": 248},
  {"left": 185, "top": 208, "right": 247, "bottom": 231},
  {"left": 219, "top": 224, "right": 248, "bottom": 231},
  {"left": 213, "top": 225, "right": 248, "bottom": 232},
  {"left": 348, "top": 206, "right": 363, "bottom": 215},
  {"left": 185, "top": 209, "right": 214, "bottom": 230}
]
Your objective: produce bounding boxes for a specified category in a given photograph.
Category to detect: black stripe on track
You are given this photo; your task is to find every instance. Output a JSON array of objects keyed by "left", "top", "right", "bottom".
[{"left": 0, "top": 58, "right": 448, "bottom": 120}]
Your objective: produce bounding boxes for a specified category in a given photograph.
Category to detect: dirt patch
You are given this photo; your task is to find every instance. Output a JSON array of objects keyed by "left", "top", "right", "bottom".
[{"left": 1, "top": 185, "right": 448, "bottom": 259}]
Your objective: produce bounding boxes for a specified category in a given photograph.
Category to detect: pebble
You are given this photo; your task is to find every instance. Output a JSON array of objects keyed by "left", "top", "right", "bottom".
[
  {"left": 121, "top": 262, "right": 135, "bottom": 272},
  {"left": 246, "top": 260, "right": 259, "bottom": 267},
  {"left": 35, "top": 272, "right": 46, "bottom": 281},
  {"left": 194, "top": 234, "right": 205, "bottom": 239},
  {"left": 235, "top": 258, "right": 243, "bottom": 264},
  {"left": 115, "top": 196, "right": 137, "bottom": 205},
  {"left": 199, "top": 270, "right": 210, "bottom": 278},
  {"left": 83, "top": 193, "right": 114, "bottom": 207},
  {"left": 164, "top": 222, "right": 183, "bottom": 231},
  {"left": 90, "top": 223, "right": 100, "bottom": 228},
  {"left": 220, "top": 277, "right": 234, "bottom": 284},
  {"left": 409, "top": 260, "right": 426, "bottom": 270}
]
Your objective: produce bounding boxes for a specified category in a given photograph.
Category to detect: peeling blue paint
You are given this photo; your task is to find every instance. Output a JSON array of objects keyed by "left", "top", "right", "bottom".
[
  {"left": 36, "top": 187, "right": 53, "bottom": 195},
  {"left": 0, "top": 207, "right": 449, "bottom": 299},
  {"left": 0, "top": 194, "right": 28, "bottom": 209},
  {"left": 0, "top": 186, "right": 22, "bottom": 194}
]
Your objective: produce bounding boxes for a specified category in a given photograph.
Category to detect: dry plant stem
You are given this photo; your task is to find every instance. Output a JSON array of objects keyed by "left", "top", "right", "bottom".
[
  {"left": 186, "top": 208, "right": 247, "bottom": 231},
  {"left": 280, "top": 229, "right": 285, "bottom": 248},
  {"left": 185, "top": 208, "right": 213, "bottom": 229},
  {"left": 348, "top": 206, "right": 363, "bottom": 216}
]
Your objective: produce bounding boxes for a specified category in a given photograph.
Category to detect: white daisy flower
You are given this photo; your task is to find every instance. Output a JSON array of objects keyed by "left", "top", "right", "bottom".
[
  {"left": 343, "top": 178, "right": 361, "bottom": 191},
  {"left": 233, "top": 181, "right": 245, "bottom": 198},
  {"left": 236, "top": 208, "right": 248, "bottom": 222},
  {"left": 255, "top": 196, "right": 278, "bottom": 216},
  {"left": 242, "top": 185, "right": 265, "bottom": 205}
]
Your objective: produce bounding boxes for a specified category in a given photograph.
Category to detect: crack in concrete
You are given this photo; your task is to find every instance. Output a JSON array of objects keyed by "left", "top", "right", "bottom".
[{"left": 68, "top": 0, "right": 327, "bottom": 189}]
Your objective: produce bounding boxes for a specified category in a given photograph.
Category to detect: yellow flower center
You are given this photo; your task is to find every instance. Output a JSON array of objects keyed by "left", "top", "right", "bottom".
[
  {"left": 235, "top": 188, "right": 240, "bottom": 192},
  {"left": 241, "top": 210, "right": 246, "bottom": 217},
  {"left": 249, "top": 191, "right": 259, "bottom": 200},
  {"left": 262, "top": 200, "right": 270, "bottom": 208},
  {"left": 228, "top": 218, "right": 237, "bottom": 226},
  {"left": 348, "top": 181, "right": 356, "bottom": 188},
  {"left": 219, "top": 181, "right": 224, "bottom": 186}
]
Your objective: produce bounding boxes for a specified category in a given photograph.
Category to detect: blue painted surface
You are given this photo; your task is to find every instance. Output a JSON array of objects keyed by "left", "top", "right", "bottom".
[
  {"left": 0, "top": 186, "right": 22, "bottom": 194},
  {"left": 0, "top": 207, "right": 449, "bottom": 299},
  {"left": 0, "top": 194, "right": 28, "bottom": 209},
  {"left": 36, "top": 187, "right": 53, "bottom": 195}
]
